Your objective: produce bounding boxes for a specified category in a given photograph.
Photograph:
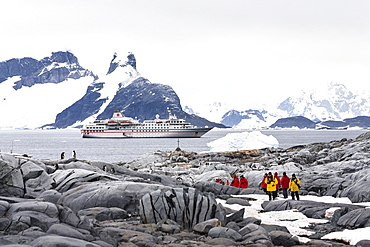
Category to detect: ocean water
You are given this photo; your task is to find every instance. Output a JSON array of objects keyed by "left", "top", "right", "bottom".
[{"left": 0, "top": 128, "right": 367, "bottom": 163}]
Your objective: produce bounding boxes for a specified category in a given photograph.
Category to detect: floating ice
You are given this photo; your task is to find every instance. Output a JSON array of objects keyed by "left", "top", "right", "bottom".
[{"left": 207, "top": 131, "right": 279, "bottom": 152}]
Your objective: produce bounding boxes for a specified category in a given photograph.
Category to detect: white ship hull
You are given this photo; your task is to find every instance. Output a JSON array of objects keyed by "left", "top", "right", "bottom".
[
  {"left": 82, "top": 128, "right": 211, "bottom": 138},
  {"left": 81, "top": 111, "right": 212, "bottom": 138}
]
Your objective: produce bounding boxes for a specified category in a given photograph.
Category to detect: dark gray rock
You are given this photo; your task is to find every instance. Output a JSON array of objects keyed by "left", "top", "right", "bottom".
[
  {"left": 238, "top": 223, "right": 272, "bottom": 246},
  {"left": 0, "top": 235, "right": 35, "bottom": 246},
  {"left": 46, "top": 223, "right": 93, "bottom": 241},
  {"left": 337, "top": 208, "right": 370, "bottom": 228},
  {"left": 261, "top": 224, "right": 289, "bottom": 233},
  {"left": 193, "top": 218, "right": 221, "bottom": 234},
  {"left": 6, "top": 201, "right": 59, "bottom": 219},
  {"left": 0, "top": 154, "right": 54, "bottom": 198},
  {"left": 236, "top": 217, "right": 261, "bottom": 228},
  {"left": 7, "top": 210, "right": 59, "bottom": 232},
  {"left": 269, "top": 230, "right": 300, "bottom": 247},
  {"left": 157, "top": 219, "right": 182, "bottom": 234},
  {"left": 225, "top": 221, "right": 240, "bottom": 232},
  {"left": 226, "top": 197, "right": 251, "bottom": 206},
  {"left": 50, "top": 168, "right": 116, "bottom": 193},
  {"left": 78, "top": 207, "right": 128, "bottom": 222},
  {"left": 0, "top": 200, "right": 10, "bottom": 216},
  {"left": 208, "top": 227, "right": 242, "bottom": 241},
  {"left": 0, "top": 217, "right": 11, "bottom": 231},
  {"left": 59, "top": 205, "right": 92, "bottom": 231},
  {"left": 204, "top": 237, "right": 239, "bottom": 246},
  {"left": 356, "top": 240, "right": 370, "bottom": 247},
  {"left": 225, "top": 208, "right": 245, "bottom": 224},
  {"left": 58, "top": 180, "right": 168, "bottom": 214},
  {"left": 31, "top": 235, "right": 101, "bottom": 247},
  {"left": 37, "top": 189, "right": 62, "bottom": 204},
  {"left": 194, "top": 181, "right": 242, "bottom": 196},
  {"left": 97, "top": 227, "right": 160, "bottom": 247},
  {"left": 18, "top": 226, "right": 47, "bottom": 239}
]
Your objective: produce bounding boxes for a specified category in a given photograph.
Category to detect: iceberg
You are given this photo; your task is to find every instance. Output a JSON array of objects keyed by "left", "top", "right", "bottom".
[{"left": 207, "top": 131, "right": 279, "bottom": 152}]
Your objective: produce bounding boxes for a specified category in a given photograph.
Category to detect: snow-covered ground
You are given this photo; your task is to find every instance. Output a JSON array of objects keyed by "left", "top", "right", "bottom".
[
  {"left": 0, "top": 76, "right": 94, "bottom": 129},
  {"left": 207, "top": 130, "right": 279, "bottom": 152},
  {"left": 219, "top": 194, "right": 370, "bottom": 245}
]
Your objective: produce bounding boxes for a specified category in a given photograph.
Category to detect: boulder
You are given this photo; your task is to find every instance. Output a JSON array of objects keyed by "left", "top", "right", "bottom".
[
  {"left": 193, "top": 181, "right": 242, "bottom": 196},
  {"left": 78, "top": 207, "right": 128, "bottom": 222},
  {"left": 0, "top": 200, "right": 10, "bottom": 216},
  {"left": 337, "top": 208, "right": 370, "bottom": 228},
  {"left": 157, "top": 219, "right": 182, "bottom": 234},
  {"left": 226, "top": 208, "right": 245, "bottom": 224},
  {"left": 30, "top": 235, "right": 101, "bottom": 247},
  {"left": 238, "top": 223, "right": 271, "bottom": 245},
  {"left": 6, "top": 201, "right": 59, "bottom": 218},
  {"left": 0, "top": 154, "right": 54, "bottom": 198},
  {"left": 204, "top": 237, "right": 239, "bottom": 246},
  {"left": 46, "top": 223, "right": 93, "bottom": 241},
  {"left": 97, "top": 227, "right": 160, "bottom": 247},
  {"left": 37, "top": 189, "right": 62, "bottom": 204},
  {"left": 269, "top": 230, "right": 300, "bottom": 247},
  {"left": 226, "top": 197, "right": 251, "bottom": 206},
  {"left": 59, "top": 205, "right": 92, "bottom": 231},
  {"left": 208, "top": 227, "right": 242, "bottom": 241},
  {"left": 139, "top": 187, "right": 221, "bottom": 229},
  {"left": 193, "top": 218, "right": 221, "bottom": 234},
  {"left": 50, "top": 169, "right": 116, "bottom": 193},
  {"left": 58, "top": 180, "right": 168, "bottom": 213}
]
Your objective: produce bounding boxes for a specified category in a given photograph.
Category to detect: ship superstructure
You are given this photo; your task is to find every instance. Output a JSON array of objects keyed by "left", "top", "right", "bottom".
[{"left": 81, "top": 111, "right": 212, "bottom": 138}]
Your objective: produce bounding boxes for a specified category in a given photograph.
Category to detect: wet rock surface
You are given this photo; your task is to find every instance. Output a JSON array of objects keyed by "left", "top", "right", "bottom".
[{"left": 0, "top": 132, "right": 370, "bottom": 246}]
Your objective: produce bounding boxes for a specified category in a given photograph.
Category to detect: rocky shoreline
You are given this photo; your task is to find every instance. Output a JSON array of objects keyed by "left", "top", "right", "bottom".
[{"left": 1, "top": 132, "right": 370, "bottom": 246}]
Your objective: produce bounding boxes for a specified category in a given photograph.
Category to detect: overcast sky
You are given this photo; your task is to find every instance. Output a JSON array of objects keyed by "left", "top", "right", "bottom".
[{"left": 1, "top": 0, "right": 370, "bottom": 111}]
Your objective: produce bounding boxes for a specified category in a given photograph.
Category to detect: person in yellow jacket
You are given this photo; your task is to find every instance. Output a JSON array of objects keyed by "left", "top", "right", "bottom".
[
  {"left": 289, "top": 173, "right": 301, "bottom": 200},
  {"left": 264, "top": 172, "right": 278, "bottom": 201}
]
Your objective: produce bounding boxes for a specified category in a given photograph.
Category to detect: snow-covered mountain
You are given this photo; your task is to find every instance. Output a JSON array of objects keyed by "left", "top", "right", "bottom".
[
  {"left": 192, "top": 83, "right": 370, "bottom": 129},
  {"left": 278, "top": 83, "right": 370, "bottom": 121},
  {"left": 0, "top": 51, "right": 224, "bottom": 129},
  {"left": 0, "top": 52, "right": 96, "bottom": 129}
]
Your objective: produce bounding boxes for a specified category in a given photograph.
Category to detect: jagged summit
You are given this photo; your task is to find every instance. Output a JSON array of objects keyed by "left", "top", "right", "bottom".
[{"left": 107, "top": 52, "right": 137, "bottom": 75}]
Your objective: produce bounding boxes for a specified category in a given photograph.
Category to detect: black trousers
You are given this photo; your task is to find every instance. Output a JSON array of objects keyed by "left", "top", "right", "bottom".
[
  {"left": 268, "top": 191, "right": 277, "bottom": 200},
  {"left": 282, "top": 188, "right": 288, "bottom": 198},
  {"left": 291, "top": 191, "right": 299, "bottom": 200}
]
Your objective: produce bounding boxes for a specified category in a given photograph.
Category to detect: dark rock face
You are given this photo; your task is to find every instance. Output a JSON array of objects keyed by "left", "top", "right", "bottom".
[
  {"left": 0, "top": 51, "right": 96, "bottom": 90},
  {"left": 270, "top": 116, "right": 316, "bottom": 129}
]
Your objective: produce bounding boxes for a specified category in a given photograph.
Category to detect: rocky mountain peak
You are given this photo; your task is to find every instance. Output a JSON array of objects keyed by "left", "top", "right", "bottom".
[
  {"left": 42, "top": 51, "right": 79, "bottom": 65},
  {"left": 107, "top": 52, "right": 137, "bottom": 75}
]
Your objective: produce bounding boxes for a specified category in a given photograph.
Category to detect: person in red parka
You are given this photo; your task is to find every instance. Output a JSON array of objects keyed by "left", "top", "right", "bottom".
[
  {"left": 239, "top": 175, "right": 248, "bottom": 189},
  {"left": 273, "top": 172, "right": 281, "bottom": 198},
  {"left": 261, "top": 173, "right": 268, "bottom": 194},
  {"left": 280, "top": 172, "right": 290, "bottom": 198},
  {"left": 230, "top": 174, "right": 240, "bottom": 188}
]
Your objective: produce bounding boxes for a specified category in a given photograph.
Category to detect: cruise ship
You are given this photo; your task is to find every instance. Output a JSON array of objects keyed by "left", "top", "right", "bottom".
[{"left": 81, "top": 111, "right": 212, "bottom": 138}]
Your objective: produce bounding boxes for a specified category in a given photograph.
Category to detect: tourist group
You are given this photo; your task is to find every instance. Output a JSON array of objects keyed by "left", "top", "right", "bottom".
[
  {"left": 261, "top": 172, "right": 301, "bottom": 201},
  {"left": 215, "top": 172, "right": 301, "bottom": 201}
]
